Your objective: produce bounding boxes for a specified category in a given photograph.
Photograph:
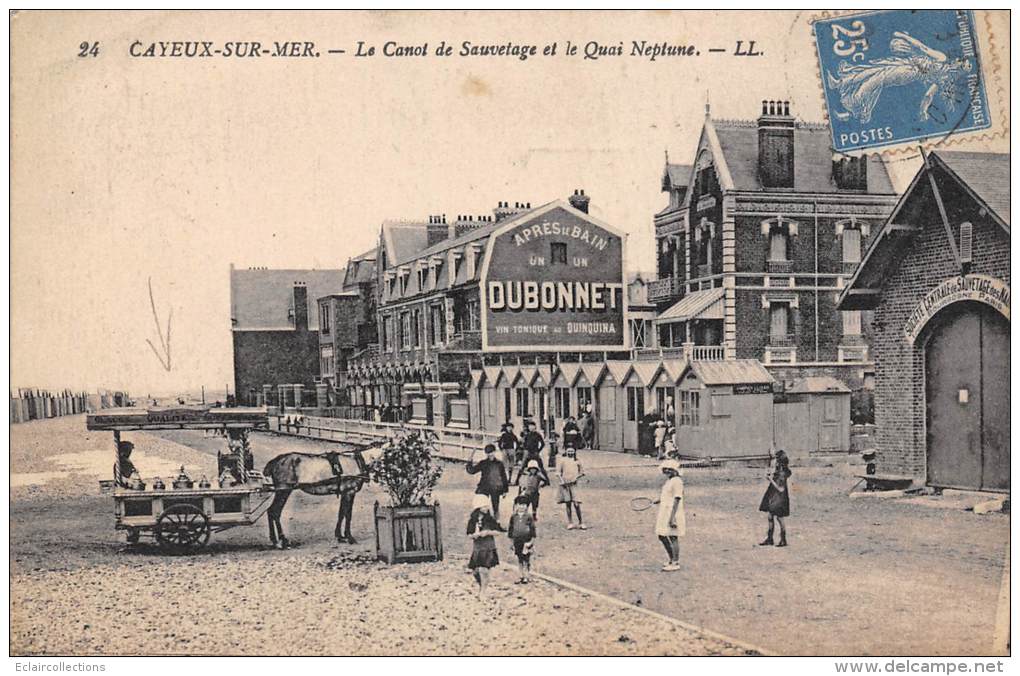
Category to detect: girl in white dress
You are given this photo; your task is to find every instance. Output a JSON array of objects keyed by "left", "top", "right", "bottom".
[{"left": 654, "top": 459, "right": 685, "bottom": 571}]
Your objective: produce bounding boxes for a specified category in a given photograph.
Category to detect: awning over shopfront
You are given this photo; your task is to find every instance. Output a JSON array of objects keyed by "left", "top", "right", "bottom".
[{"left": 655, "top": 287, "right": 725, "bottom": 324}]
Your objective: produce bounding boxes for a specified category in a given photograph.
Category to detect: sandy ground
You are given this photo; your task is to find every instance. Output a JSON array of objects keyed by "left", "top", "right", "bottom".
[
  {"left": 10, "top": 416, "right": 748, "bottom": 656},
  {"left": 10, "top": 415, "right": 1009, "bottom": 656}
]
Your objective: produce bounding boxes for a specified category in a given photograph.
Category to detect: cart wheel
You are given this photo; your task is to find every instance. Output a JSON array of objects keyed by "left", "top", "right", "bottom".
[
  {"left": 126, "top": 528, "right": 141, "bottom": 544},
  {"left": 155, "top": 504, "right": 210, "bottom": 553}
]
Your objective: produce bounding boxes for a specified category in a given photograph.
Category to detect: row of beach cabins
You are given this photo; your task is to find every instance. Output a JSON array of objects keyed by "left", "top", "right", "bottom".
[{"left": 9, "top": 389, "right": 131, "bottom": 424}]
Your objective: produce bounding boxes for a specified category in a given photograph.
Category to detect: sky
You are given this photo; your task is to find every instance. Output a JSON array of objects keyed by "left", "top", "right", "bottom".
[{"left": 10, "top": 10, "right": 1008, "bottom": 395}]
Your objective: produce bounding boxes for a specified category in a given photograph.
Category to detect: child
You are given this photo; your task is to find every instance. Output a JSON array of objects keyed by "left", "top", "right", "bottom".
[
  {"left": 653, "top": 418, "right": 668, "bottom": 460},
  {"left": 663, "top": 426, "right": 678, "bottom": 459},
  {"left": 557, "top": 445, "right": 587, "bottom": 530},
  {"left": 467, "top": 494, "right": 505, "bottom": 598},
  {"left": 654, "top": 459, "right": 685, "bottom": 571},
  {"left": 516, "top": 459, "right": 550, "bottom": 521},
  {"left": 507, "top": 495, "right": 537, "bottom": 584},
  {"left": 758, "top": 449, "right": 792, "bottom": 547}
]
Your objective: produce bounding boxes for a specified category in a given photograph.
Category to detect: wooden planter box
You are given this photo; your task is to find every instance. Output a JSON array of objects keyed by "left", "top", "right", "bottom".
[{"left": 374, "top": 502, "right": 444, "bottom": 564}]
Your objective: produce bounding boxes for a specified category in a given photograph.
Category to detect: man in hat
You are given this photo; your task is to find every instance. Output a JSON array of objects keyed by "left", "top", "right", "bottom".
[
  {"left": 516, "top": 419, "right": 550, "bottom": 485},
  {"left": 466, "top": 443, "right": 510, "bottom": 519}
]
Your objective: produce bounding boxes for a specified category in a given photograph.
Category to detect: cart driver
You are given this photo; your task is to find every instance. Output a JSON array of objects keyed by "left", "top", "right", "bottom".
[{"left": 116, "top": 440, "right": 138, "bottom": 487}]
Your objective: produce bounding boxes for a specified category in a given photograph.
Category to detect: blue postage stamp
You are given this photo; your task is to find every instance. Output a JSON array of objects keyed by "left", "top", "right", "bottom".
[{"left": 814, "top": 10, "right": 991, "bottom": 153}]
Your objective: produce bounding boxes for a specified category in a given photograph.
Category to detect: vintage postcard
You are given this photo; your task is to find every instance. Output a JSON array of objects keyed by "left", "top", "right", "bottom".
[{"left": 9, "top": 9, "right": 1011, "bottom": 665}]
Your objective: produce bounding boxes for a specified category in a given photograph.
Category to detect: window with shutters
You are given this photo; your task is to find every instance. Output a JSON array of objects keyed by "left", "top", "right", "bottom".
[
  {"left": 770, "top": 303, "right": 790, "bottom": 343},
  {"left": 400, "top": 312, "right": 411, "bottom": 349},
  {"left": 430, "top": 304, "right": 445, "bottom": 345},
  {"left": 679, "top": 390, "right": 701, "bottom": 427},
  {"left": 842, "top": 227, "right": 862, "bottom": 264},
  {"left": 769, "top": 228, "right": 788, "bottom": 262},
  {"left": 554, "top": 387, "right": 571, "bottom": 419},
  {"left": 626, "top": 387, "right": 644, "bottom": 422},
  {"left": 516, "top": 388, "right": 530, "bottom": 417},
  {"left": 842, "top": 310, "right": 862, "bottom": 336}
]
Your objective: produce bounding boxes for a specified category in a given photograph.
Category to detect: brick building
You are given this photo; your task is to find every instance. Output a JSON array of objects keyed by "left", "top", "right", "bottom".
[
  {"left": 650, "top": 101, "right": 900, "bottom": 390},
  {"left": 839, "top": 152, "right": 1009, "bottom": 491},
  {"left": 346, "top": 191, "right": 635, "bottom": 430},
  {"left": 230, "top": 266, "right": 346, "bottom": 406},
  {"left": 316, "top": 250, "right": 378, "bottom": 390}
]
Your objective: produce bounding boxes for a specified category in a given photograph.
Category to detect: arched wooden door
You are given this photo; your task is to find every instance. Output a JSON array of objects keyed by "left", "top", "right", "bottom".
[{"left": 925, "top": 301, "right": 1010, "bottom": 491}]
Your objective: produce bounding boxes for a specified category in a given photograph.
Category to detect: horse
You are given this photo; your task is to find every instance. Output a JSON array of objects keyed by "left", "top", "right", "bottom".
[{"left": 262, "top": 443, "right": 385, "bottom": 549}]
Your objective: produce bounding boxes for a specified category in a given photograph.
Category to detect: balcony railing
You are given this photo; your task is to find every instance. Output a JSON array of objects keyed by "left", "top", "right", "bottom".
[
  {"left": 647, "top": 277, "right": 683, "bottom": 303},
  {"left": 632, "top": 344, "right": 725, "bottom": 362},
  {"left": 766, "top": 260, "right": 794, "bottom": 274},
  {"left": 768, "top": 334, "right": 797, "bottom": 348}
]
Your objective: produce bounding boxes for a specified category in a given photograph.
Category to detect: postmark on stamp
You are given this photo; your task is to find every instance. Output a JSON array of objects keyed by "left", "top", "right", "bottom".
[{"left": 814, "top": 10, "right": 991, "bottom": 153}]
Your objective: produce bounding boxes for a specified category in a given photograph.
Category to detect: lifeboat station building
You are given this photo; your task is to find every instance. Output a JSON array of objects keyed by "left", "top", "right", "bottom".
[{"left": 839, "top": 152, "right": 1009, "bottom": 492}]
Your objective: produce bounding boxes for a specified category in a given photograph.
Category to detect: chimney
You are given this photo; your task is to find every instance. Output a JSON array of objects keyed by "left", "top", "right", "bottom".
[
  {"left": 427, "top": 214, "right": 450, "bottom": 247},
  {"left": 292, "top": 283, "right": 308, "bottom": 331},
  {"left": 493, "top": 200, "right": 513, "bottom": 222},
  {"left": 757, "top": 99, "right": 795, "bottom": 189},
  {"left": 568, "top": 189, "right": 590, "bottom": 214}
]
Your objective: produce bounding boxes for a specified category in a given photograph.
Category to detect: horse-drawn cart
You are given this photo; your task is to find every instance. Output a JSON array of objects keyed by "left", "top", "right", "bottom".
[{"left": 87, "top": 406, "right": 275, "bottom": 554}]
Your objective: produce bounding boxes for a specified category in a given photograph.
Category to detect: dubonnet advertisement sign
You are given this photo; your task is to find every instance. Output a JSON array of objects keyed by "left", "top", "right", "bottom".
[{"left": 480, "top": 203, "right": 627, "bottom": 351}]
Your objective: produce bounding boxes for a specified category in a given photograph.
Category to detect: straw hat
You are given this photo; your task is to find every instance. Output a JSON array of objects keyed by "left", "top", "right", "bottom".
[
  {"left": 659, "top": 459, "right": 682, "bottom": 474},
  {"left": 471, "top": 494, "right": 491, "bottom": 511}
]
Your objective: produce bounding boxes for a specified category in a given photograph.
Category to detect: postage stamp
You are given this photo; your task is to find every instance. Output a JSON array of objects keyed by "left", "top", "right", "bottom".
[{"left": 814, "top": 10, "right": 991, "bottom": 153}]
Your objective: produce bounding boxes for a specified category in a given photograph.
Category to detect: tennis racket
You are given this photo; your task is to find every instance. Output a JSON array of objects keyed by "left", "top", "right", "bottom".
[{"left": 629, "top": 496, "right": 656, "bottom": 511}]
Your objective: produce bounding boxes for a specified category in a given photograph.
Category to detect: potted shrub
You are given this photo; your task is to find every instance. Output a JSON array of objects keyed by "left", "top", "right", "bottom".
[{"left": 370, "top": 429, "right": 445, "bottom": 563}]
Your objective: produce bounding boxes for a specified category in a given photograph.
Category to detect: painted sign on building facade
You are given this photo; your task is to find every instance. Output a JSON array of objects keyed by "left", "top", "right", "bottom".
[
  {"left": 480, "top": 203, "right": 628, "bottom": 351},
  {"left": 903, "top": 274, "right": 1010, "bottom": 343}
]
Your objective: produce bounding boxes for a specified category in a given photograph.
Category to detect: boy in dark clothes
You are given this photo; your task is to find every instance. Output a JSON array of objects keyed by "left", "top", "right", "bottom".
[
  {"left": 507, "top": 495, "right": 537, "bottom": 583},
  {"left": 498, "top": 423, "right": 521, "bottom": 471}
]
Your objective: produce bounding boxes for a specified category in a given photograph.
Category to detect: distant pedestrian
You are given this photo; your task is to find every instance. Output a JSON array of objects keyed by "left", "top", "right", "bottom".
[
  {"left": 663, "top": 426, "right": 678, "bottom": 459},
  {"left": 758, "top": 449, "right": 792, "bottom": 547},
  {"left": 498, "top": 422, "right": 521, "bottom": 469},
  {"left": 467, "top": 443, "right": 509, "bottom": 519},
  {"left": 654, "top": 459, "right": 685, "bottom": 571},
  {"left": 507, "top": 495, "right": 537, "bottom": 584},
  {"left": 516, "top": 459, "right": 549, "bottom": 521},
  {"left": 467, "top": 494, "right": 504, "bottom": 598},
  {"left": 516, "top": 421, "right": 550, "bottom": 484},
  {"left": 557, "top": 445, "right": 587, "bottom": 530},
  {"left": 547, "top": 430, "right": 560, "bottom": 469},
  {"left": 562, "top": 415, "right": 582, "bottom": 449},
  {"left": 580, "top": 411, "right": 596, "bottom": 449},
  {"left": 653, "top": 417, "right": 668, "bottom": 459}
]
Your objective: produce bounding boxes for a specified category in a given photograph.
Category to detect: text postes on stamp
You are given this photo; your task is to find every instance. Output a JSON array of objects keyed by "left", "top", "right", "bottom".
[{"left": 814, "top": 10, "right": 991, "bottom": 153}]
